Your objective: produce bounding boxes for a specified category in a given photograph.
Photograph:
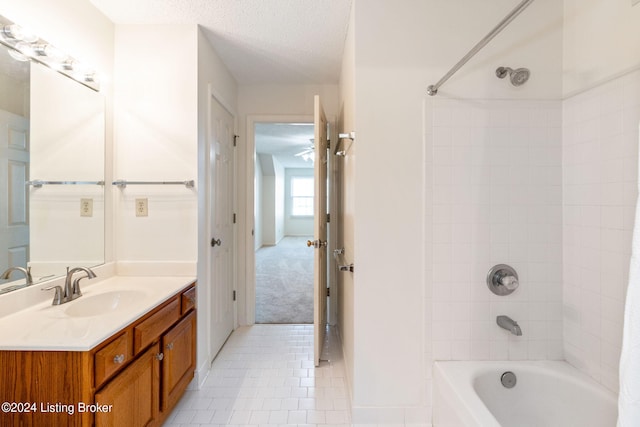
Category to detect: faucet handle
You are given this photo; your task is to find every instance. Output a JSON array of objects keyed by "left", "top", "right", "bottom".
[
  {"left": 42, "top": 285, "right": 64, "bottom": 305},
  {"left": 499, "top": 275, "right": 519, "bottom": 290},
  {"left": 487, "top": 264, "right": 519, "bottom": 296},
  {"left": 72, "top": 276, "right": 86, "bottom": 298}
]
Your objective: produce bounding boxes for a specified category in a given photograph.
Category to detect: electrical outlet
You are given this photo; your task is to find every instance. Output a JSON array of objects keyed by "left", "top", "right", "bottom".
[
  {"left": 80, "top": 198, "right": 93, "bottom": 217},
  {"left": 135, "top": 198, "right": 148, "bottom": 217}
]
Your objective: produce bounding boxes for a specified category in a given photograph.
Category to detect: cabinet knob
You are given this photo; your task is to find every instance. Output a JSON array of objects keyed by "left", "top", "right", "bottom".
[
  {"left": 166, "top": 342, "right": 174, "bottom": 351},
  {"left": 113, "top": 354, "right": 125, "bottom": 364},
  {"left": 155, "top": 353, "right": 164, "bottom": 361}
]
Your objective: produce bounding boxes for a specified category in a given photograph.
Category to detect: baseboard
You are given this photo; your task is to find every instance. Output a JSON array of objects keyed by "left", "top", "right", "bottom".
[{"left": 193, "top": 358, "right": 211, "bottom": 390}]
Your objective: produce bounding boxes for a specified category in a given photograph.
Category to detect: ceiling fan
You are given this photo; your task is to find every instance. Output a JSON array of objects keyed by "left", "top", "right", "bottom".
[{"left": 294, "top": 139, "right": 315, "bottom": 162}]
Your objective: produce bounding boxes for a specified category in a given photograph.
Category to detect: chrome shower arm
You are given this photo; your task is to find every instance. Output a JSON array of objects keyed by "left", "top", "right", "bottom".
[{"left": 426, "top": 0, "right": 535, "bottom": 96}]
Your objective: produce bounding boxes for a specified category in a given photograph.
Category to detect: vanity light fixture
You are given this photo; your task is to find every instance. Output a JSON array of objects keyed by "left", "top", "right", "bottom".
[
  {"left": 32, "top": 43, "right": 67, "bottom": 63},
  {"left": 0, "top": 15, "right": 100, "bottom": 91},
  {"left": 6, "top": 44, "right": 28, "bottom": 62},
  {"left": 0, "top": 23, "right": 38, "bottom": 43}
]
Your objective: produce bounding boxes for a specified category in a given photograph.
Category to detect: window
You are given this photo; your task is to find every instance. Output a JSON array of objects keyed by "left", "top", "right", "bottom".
[{"left": 291, "top": 176, "right": 314, "bottom": 216}]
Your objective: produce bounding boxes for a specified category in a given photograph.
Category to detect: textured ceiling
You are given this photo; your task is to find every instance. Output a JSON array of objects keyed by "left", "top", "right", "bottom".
[
  {"left": 255, "top": 123, "right": 315, "bottom": 168},
  {"left": 89, "top": 0, "right": 353, "bottom": 84}
]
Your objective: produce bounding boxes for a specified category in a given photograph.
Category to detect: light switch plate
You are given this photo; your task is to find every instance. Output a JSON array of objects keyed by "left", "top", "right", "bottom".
[
  {"left": 80, "top": 198, "right": 93, "bottom": 217},
  {"left": 135, "top": 198, "right": 148, "bottom": 217}
]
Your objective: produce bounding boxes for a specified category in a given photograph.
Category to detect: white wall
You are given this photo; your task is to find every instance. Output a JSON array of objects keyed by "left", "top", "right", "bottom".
[
  {"left": 337, "top": 0, "right": 356, "bottom": 410},
  {"left": 262, "top": 169, "right": 277, "bottom": 245},
  {"left": 350, "top": 1, "right": 428, "bottom": 421},
  {"left": 113, "top": 25, "right": 198, "bottom": 270},
  {"left": 260, "top": 155, "right": 278, "bottom": 245},
  {"left": 256, "top": 153, "right": 287, "bottom": 246},
  {"left": 275, "top": 162, "right": 285, "bottom": 242},
  {"left": 563, "top": 0, "right": 640, "bottom": 96}
]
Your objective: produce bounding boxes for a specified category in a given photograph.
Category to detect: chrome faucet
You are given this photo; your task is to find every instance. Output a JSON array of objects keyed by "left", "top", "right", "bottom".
[
  {"left": 42, "top": 266, "right": 97, "bottom": 305},
  {"left": 497, "top": 315, "right": 522, "bottom": 336},
  {"left": 0, "top": 266, "right": 34, "bottom": 295},
  {"left": 1, "top": 266, "right": 33, "bottom": 287},
  {"left": 64, "top": 267, "right": 96, "bottom": 300}
]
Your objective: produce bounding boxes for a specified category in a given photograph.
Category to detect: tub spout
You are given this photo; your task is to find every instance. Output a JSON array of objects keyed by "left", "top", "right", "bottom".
[{"left": 497, "top": 315, "right": 522, "bottom": 336}]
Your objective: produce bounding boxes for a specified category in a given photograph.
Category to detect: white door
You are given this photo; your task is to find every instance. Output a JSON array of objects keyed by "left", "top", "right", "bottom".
[
  {"left": 0, "top": 111, "right": 29, "bottom": 273},
  {"left": 312, "top": 96, "right": 328, "bottom": 366},
  {"left": 209, "top": 95, "right": 235, "bottom": 359}
]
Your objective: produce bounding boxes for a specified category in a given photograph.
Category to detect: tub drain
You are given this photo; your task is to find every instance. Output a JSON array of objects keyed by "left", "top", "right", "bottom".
[{"left": 501, "top": 371, "right": 517, "bottom": 388}]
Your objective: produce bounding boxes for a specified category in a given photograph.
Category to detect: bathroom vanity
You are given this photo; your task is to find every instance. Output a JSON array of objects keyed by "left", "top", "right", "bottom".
[{"left": 0, "top": 277, "right": 196, "bottom": 427}]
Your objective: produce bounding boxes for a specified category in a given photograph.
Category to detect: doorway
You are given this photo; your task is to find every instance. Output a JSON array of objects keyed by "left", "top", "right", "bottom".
[{"left": 254, "top": 122, "right": 315, "bottom": 323}]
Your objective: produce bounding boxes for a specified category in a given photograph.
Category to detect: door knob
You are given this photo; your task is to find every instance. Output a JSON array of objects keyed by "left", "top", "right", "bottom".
[
  {"left": 211, "top": 238, "right": 222, "bottom": 247},
  {"left": 306, "top": 239, "right": 327, "bottom": 249}
]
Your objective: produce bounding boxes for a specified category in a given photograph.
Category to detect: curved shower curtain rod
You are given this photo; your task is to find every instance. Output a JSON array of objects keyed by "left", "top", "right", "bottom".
[{"left": 426, "top": 0, "right": 535, "bottom": 96}]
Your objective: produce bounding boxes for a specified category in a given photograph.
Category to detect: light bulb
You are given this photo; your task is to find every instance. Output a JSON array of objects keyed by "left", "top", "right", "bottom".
[
  {"left": 1, "top": 24, "right": 37, "bottom": 42},
  {"left": 14, "top": 41, "right": 35, "bottom": 57},
  {"left": 7, "top": 47, "right": 28, "bottom": 62},
  {"left": 33, "top": 44, "right": 67, "bottom": 63}
]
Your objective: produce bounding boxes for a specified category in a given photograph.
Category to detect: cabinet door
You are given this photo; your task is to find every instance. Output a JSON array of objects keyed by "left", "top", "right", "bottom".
[
  {"left": 161, "top": 310, "right": 196, "bottom": 411},
  {"left": 95, "top": 343, "right": 161, "bottom": 427}
]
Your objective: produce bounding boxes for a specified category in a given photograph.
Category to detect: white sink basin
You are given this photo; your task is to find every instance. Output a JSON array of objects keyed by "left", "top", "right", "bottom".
[{"left": 64, "top": 290, "right": 146, "bottom": 317}]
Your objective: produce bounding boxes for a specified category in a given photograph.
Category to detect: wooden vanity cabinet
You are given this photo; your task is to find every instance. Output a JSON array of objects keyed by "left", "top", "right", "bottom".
[
  {"left": 161, "top": 311, "right": 196, "bottom": 412},
  {"left": 0, "top": 281, "right": 196, "bottom": 427},
  {"left": 94, "top": 283, "right": 196, "bottom": 427},
  {"left": 95, "top": 343, "right": 161, "bottom": 427}
]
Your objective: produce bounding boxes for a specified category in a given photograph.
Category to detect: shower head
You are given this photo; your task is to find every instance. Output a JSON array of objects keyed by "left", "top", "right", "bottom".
[{"left": 496, "top": 66, "right": 530, "bottom": 87}]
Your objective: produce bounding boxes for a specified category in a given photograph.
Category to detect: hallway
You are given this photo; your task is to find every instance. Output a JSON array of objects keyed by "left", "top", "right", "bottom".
[
  {"left": 164, "top": 324, "right": 351, "bottom": 426},
  {"left": 255, "top": 236, "right": 314, "bottom": 324}
]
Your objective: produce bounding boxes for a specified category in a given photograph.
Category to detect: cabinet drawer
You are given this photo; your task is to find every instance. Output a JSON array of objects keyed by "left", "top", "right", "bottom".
[
  {"left": 181, "top": 286, "right": 196, "bottom": 314},
  {"left": 95, "top": 332, "right": 131, "bottom": 387},
  {"left": 134, "top": 298, "right": 180, "bottom": 354}
]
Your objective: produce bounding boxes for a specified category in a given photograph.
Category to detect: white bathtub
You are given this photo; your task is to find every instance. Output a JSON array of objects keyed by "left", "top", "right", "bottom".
[{"left": 433, "top": 361, "right": 617, "bottom": 427}]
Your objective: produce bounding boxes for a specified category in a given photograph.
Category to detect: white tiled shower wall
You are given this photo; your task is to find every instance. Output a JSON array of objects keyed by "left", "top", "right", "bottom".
[
  {"left": 425, "top": 69, "right": 640, "bottom": 399},
  {"left": 563, "top": 69, "right": 640, "bottom": 392},
  {"left": 426, "top": 99, "right": 564, "bottom": 364}
]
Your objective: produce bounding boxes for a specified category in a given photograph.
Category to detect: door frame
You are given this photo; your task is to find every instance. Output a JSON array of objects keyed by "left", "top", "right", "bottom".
[{"left": 244, "top": 114, "right": 337, "bottom": 325}]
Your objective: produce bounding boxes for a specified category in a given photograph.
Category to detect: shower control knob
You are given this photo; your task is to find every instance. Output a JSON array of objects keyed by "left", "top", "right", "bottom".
[
  {"left": 487, "top": 264, "right": 519, "bottom": 296},
  {"left": 499, "top": 275, "right": 519, "bottom": 290}
]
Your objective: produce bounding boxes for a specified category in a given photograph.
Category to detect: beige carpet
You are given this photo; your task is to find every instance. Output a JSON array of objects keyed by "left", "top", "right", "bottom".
[{"left": 255, "top": 236, "right": 314, "bottom": 323}]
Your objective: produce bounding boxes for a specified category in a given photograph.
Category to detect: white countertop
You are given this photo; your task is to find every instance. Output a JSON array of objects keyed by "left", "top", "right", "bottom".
[{"left": 0, "top": 276, "right": 195, "bottom": 351}]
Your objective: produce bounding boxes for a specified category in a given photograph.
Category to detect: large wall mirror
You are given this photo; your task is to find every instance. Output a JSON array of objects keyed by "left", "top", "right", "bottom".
[{"left": 0, "top": 27, "right": 105, "bottom": 292}]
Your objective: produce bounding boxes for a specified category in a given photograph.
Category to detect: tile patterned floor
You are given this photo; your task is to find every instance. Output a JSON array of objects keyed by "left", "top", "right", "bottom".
[{"left": 164, "top": 324, "right": 352, "bottom": 427}]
